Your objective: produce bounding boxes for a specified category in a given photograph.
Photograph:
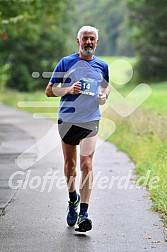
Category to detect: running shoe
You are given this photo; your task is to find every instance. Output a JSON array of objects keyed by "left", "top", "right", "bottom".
[
  {"left": 67, "top": 194, "right": 80, "bottom": 227},
  {"left": 75, "top": 212, "right": 92, "bottom": 232}
]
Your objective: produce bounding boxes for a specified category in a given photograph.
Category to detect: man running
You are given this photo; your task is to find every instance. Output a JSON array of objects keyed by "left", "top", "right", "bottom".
[{"left": 45, "top": 25, "right": 110, "bottom": 232}]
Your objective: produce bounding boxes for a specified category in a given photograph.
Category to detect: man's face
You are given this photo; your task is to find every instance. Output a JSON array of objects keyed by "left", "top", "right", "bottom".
[{"left": 77, "top": 31, "right": 98, "bottom": 57}]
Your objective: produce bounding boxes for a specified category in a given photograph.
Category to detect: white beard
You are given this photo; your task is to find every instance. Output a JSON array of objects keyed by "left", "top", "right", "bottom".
[{"left": 79, "top": 45, "right": 95, "bottom": 56}]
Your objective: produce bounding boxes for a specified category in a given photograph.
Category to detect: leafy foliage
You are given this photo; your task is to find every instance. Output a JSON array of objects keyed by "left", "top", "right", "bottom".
[
  {"left": 73, "top": 0, "right": 134, "bottom": 56},
  {"left": 0, "top": 0, "right": 74, "bottom": 91},
  {"left": 0, "top": 0, "right": 166, "bottom": 91},
  {"left": 128, "top": 0, "right": 167, "bottom": 81}
]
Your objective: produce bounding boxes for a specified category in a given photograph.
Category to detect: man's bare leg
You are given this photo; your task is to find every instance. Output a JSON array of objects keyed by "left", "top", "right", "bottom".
[
  {"left": 61, "top": 141, "right": 77, "bottom": 192},
  {"left": 74, "top": 136, "right": 97, "bottom": 231},
  {"left": 79, "top": 136, "right": 97, "bottom": 204},
  {"left": 61, "top": 141, "right": 80, "bottom": 227}
]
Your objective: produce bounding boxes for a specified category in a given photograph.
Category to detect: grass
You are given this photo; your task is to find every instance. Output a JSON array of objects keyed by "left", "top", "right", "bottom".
[
  {"left": 101, "top": 79, "right": 167, "bottom": 226},
  {"left": 101, "top": 59, "right": 167, "bottom": 227},
  {"left": 0, "top": 90, "right": 59, "bottom": 119},
  {"left": 100, "top": 56, "right": 167, "bottom": 226},
  {"left": 142, "top": 82, "right": 167, "bottom": 114},
  {"left": 107, "top": 112, "right": 167, "bottom": 225},
  {"left": 0, "top": 56, "right": 167, "bottom": 226}
]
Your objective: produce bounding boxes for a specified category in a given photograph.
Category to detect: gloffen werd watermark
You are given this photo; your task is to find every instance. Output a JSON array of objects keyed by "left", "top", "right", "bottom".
[{"left": 8, "top": 169, "right": 160, "bottom": 192}]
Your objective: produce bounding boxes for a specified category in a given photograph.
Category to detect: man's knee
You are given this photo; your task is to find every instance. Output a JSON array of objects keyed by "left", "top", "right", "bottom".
[
  {"left": 64, "top": 159, "right": 76, "bottom": 174},
  {"left": 80, "top": 157, "right": 92, "bottom": 172}
]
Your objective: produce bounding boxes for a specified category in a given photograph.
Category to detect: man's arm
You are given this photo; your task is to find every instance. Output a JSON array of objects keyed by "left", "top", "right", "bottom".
[
  {"left": 45, "top": 82, "right": 57, "bottom": 97},
  {"left": 45, "top": 82, "right": 81, "bottom": 97}
]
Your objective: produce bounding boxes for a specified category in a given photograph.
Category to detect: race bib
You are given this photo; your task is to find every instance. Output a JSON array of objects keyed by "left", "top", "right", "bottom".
[{"left": 79, "top": 78, "right": 97, "bottom": 96}]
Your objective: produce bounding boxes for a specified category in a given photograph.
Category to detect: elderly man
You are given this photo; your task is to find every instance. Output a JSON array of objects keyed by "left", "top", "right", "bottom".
[{"left": 45, "top": 25, "right": 110, "bottom": 232}]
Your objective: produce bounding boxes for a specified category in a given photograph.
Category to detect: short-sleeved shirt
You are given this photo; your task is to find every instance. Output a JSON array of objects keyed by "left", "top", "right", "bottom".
[{"left": 50, "top": 53, "right": 109, "bottom": 123}]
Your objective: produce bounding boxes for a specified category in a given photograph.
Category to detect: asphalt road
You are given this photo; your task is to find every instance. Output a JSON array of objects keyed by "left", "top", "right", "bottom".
[{"left": 0, "top": 103, "right": 166, "bottom": 252}]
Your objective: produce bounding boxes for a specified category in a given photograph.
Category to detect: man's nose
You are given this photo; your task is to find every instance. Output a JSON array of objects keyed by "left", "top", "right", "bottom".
[{"left": 86, "top": 38, "right": 92, "bottom": 44}]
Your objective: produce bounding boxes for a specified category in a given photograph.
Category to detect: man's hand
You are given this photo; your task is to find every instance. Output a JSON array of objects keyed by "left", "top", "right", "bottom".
[
  {"left": 98, "top": 92, "right": 107, "bottom": 105},
  {"left": 68, "top": 82, "right": 81, "bottom": 94},
  {"left": 45, "top": 81, "right": 81, "bottom": 97}
]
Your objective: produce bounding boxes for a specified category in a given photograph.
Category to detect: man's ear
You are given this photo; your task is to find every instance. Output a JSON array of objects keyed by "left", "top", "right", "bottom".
[
  {"left": 77, "top": 38, "right": 80, "bottom": 45},
  {"left": 96, "top": 39, "right": 99, "bottom": 45}
]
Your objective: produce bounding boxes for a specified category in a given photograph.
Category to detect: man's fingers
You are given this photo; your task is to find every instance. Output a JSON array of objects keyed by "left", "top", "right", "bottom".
[
  {"left": 98, "top": 93, "right": 106, "bottom": 98},
  {"left": 98, "top": 92, "right": 107, "bottom": 105},
  {"left": 69, "top": 82, "right": 81, "bottom": 94}
]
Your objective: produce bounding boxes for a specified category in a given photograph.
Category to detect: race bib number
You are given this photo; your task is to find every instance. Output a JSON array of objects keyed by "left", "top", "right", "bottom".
[{"left": 79, "top": 78, "right": 97, "bottom": 96}]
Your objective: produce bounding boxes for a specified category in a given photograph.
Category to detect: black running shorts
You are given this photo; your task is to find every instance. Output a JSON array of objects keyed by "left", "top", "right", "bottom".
[{"left": 58, "top": 119, "right": 99, "bottom": 145}]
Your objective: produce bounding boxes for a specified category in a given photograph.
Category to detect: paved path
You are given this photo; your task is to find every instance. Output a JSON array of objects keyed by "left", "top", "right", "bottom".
[{"left": 0, "top": 103, "right": 166, "bottom": 252}]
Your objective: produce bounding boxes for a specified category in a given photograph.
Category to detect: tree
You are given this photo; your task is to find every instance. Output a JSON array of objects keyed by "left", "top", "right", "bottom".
[
  {"left": 128, "top": 0, "right": 167, "bottom": 81},
  {"left": 73, "top": 0, "right": 134, "bottom": 56},
  {"left": 0, "top": 0, "right": 74, "bottom": 91}
]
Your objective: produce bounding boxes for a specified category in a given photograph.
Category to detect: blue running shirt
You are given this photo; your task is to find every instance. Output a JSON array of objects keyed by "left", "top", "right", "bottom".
[{"left": 50, "top": 53, "right": 109, "bottom": 123}]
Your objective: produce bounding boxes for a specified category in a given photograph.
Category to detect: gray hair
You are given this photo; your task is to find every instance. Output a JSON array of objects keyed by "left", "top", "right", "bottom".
[{"left": 77, "top": 25, "right": 99, "bottom": 40}]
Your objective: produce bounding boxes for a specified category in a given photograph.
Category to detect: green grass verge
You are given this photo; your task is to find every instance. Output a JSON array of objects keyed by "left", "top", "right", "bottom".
[
  {"left": 100, "top": 58, "right": 167, "bottom": 226},
  {"left": 0, "top": 90, "right": 59, "bottom": 119},
  {"left": 142, "top": 82, "right": 167, "bottom": 114},
  {"left": 105, "top": 110, "right": 167, "bottom": 225},
  {"left": 102, "top": 81, "right": 167, "bottom": 226}
]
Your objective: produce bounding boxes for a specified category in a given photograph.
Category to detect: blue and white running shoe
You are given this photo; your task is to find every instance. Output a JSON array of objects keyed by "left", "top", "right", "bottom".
[
  {"left": 67, "top": 194, "right": 80, "bottom": 227},
  {"left": 75, "top": 212, "right": 92, "bottom": 232}
]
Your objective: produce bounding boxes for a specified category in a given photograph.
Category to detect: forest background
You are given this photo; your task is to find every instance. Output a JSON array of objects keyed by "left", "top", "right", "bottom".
[{"left": 0, "top": 0, "right": 167, "bottom": 91}]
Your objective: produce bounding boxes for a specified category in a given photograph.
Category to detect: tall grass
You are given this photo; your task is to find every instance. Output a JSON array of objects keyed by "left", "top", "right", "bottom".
[
  {"left": 102, "top": 80, "right": 167, "bottom": 226},
  {"left": 104, "top": 107, "right": 167, "bottom": 217},
  {"left": 99, "top": 56, "right": 167, "bottom": 225}
]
